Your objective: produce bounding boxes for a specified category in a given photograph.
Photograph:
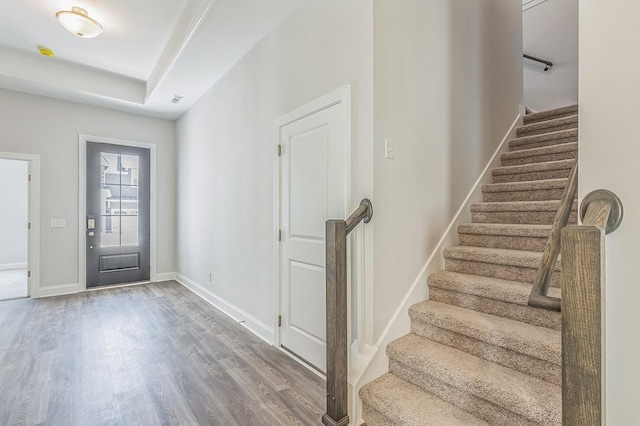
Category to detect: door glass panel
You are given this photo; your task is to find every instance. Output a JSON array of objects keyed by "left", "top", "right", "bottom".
[
  {"left": 99, "top": 151, "right": 140, "bottom": 247},
  {"left": 121, "top": 216, "right": 139, "bottom": 246},
  {"left": 101, "top": 216, "right": 120, "bottom": 248}
]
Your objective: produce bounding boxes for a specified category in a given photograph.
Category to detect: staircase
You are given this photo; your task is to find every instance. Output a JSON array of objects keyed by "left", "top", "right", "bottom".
[{"left": 360, "top": 105, "right": 578, "bottom": 425}]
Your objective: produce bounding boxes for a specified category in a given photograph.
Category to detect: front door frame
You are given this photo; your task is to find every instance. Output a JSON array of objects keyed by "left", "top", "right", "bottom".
[
  {"left": 0, "top": 151, "right": 40, "bottom": 298},
  {"left": 78, "top": 134, "right": 157, "bottom": 291},
  {"left": 273, "top": 85, "right": 351, "bottom": 352}
]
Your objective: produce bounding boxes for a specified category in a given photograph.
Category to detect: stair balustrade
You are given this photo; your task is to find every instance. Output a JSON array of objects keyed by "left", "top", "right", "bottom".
[{"left": 323, "top": 199, "right": 373, "bottom": 426}]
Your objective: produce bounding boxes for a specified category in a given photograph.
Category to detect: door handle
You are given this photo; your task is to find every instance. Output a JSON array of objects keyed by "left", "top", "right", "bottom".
[{"left": 88, "top": 231, "right": 95, "bottom": 237}]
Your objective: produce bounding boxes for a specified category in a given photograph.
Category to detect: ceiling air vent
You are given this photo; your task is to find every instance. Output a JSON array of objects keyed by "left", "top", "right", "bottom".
[{"left": 171, "top": 95, "right": 184, "bottom": 104}]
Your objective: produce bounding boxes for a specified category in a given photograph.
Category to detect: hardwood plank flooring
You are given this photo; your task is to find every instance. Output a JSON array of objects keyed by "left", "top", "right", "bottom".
[{"left": 0, "top": 281, "right": 325, "bottom": 425}]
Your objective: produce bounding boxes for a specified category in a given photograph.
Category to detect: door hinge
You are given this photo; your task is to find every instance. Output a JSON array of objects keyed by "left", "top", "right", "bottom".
[
  {"left": 278, "top": 229, "right": 283, "bottom": 241},
  {"left": 277, "top": 145, "right": 282, "bottom": 157},
  {"left": 278, "top": 315, "right": 282, "bottom": 327},
  {"left": 28, "top": 223, "right": 31, "bottom": 230},
  {"left": 28, "top": 174, "right": 32, "bottom": 182},
  {"left": 27, "top": 271, "right": 31, "bottom": 278}
]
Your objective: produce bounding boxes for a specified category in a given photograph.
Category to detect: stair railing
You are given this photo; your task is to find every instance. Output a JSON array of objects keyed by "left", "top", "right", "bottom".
[
  {"left": 562, "top": 189, "right": 623, "bottom": 424},
  {"left": 323, "top": 199, "right": 373, "bottom": 426},
  {"left": 528, "top": 161, "right": 579, "bottom": 311},
  {"left": 523, "top": 53, "right": 554, "bottom": 72}
]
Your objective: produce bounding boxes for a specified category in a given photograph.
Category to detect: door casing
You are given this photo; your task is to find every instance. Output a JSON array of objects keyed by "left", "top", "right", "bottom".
[
  {"left": 79, "top": 134, "right": 157, "bottom": 292},
  {"left": 273, "top": 86, "right": 351, "bottom": 356},
  {"left": 0, "top": 151, "right": 40, "bottom": 298}
]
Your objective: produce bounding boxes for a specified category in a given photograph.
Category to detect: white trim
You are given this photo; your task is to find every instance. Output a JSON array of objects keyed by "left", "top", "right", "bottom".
[
  {"left": 78, "top": 134, "right": 157, "bottom": 292},
  {"left": 155, "top": 272, "right": 177, "bottom": 282},
  {"left": 523, "top": 0, "right": 549, "bottom": 11},
  {"left": 0, "top": 263, "right": 28, "bottom": 271},
  {"left": 38, "top": 283, "right": 81, "bottom": 298},
  {"left": 175, "top": 273, "right": 275, "bottom": 344},
  {"left": 273, "top": 85, "right": 352, "bottom": 350},
  {"left": 350, "top": 110, "right": 524, "bottom": 424},
  {"left": 0, "top": 151, "right": 40, "bottom": 299}
]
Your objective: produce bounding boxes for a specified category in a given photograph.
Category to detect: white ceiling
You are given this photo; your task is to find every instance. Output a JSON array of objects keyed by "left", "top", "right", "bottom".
[{"left": 0, "top": 0, "right": 303, "bottom": 119}]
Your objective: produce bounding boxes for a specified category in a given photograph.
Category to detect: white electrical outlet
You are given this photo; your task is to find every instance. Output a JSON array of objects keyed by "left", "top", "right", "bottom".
[{"left": 50, "top": 219, "right": 66, "bottom": 228}]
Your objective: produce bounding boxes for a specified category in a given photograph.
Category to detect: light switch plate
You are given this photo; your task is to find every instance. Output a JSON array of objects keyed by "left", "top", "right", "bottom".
[
  {"left": 50, "top": 219, "right": 66, "bottom": 228},
  {"left": 385, "top": 139, "right": 395, "bottom": 159}
]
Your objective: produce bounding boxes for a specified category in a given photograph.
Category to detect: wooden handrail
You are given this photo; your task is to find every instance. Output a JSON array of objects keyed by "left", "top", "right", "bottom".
[
  {"left": 561, "top": 189, "right": 623, "bottom": 424},
  {"left": 323, "top": 199, "right": 373, "bottom": 426},
  {"left": 528, "top": 161, "right": 578, "bottom": 311}
]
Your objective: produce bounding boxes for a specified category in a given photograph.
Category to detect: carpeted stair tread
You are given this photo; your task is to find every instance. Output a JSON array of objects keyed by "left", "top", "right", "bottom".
[
  {"left": 429, "top": 271, "right": 561, "bottom": 303},
  {"left": 444, "top": 246, "right": 561, "bottom": 270},
  {"left": 458, "top": 223, "right": 551, "bottom": 251},
  {"left": 501, "top": 142, "right": 577, "bottom": 167},
  {"left": 427, "top": 271, "right": 561, "bottom": 331},
  {"left": 471, "top": 200, "right": 578, "bottom": 225},
  {"left": 458, "top": 223, "right": 552, "bottom": 237},
  {"left": 516, "top": 114, "right": 578, "bottom": 137},
  {"left": 471, "top": 200, "right": 577, "bottom": 213},
  {"left": 359, "top": 373, "right": 489, "bottom": 426},
  {"left": 387, "top": 335, "right": 561, "bottom": 424},
  {"left": 523, "top": 105, "right": 578, "bottom": 125},
  {"left": 483, "top": 178, "right": 567, "bottom": 192},
  {"left": 482, "top": 178, "right": 569, "bottom": 202},
  {"left": 408, "top": 300, "right": 561, "bottom": 364},
  {"left": 509, "top": 129, "right": 578, "bottom": 151},
  {"left": 444, "top": 246, "right": 561, "bottom": 285},
  {"left": 492, "top": 159, "right": 574, "bottom": 183}
]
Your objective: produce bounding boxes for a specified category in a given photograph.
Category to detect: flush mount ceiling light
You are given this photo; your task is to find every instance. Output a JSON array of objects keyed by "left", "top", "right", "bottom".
[{"left": 56, "top": 7, "right": 103, "bottom": 38}]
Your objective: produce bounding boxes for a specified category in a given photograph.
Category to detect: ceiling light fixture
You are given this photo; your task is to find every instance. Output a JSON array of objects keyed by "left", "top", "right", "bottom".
[{"left": 56, "top": 7, "right": 103, "bottom": 38}]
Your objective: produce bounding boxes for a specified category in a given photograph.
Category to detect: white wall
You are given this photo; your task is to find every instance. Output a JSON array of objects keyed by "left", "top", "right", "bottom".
[
  {"left": 523, "top": 0, "right": 578, "bottom": 111},
  {"left": 0, "top": 159, "right": 28, "bottom": 266},
  {"left": 371, "top": 0, "right": 523, "bottom": 339},
  {"left": 580, "top": 0, "right": 640, "bottom": 422},
  {"left": 176, "top": 0, "right": 373, "bottom": 337},
  {"left": 0, "top": 89, "right": 177, "bottom": 290}
]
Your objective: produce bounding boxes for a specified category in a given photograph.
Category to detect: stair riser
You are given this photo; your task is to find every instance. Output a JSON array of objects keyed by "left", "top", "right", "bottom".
[
  {"left": 362, "top": 405, "right": 394, "bottom": 426},
  {"left": 523, "top": 109, "right": 578, "bottom": 125},
  {"left": 483, "top": 188, "right": 566, "bottom": 202},
  {"left": 492, "top": 168, "right": 571, "bottom": 183},
  {"left": 459, "top": 233, "right": 548, "bottom": 251},
  {"left": 517, "top": 123, "right": 577, "bottom": 137},
  {"left": 410, "top": 320, "right": 561, "bottom": 385},
  {"left": 471, "top": 210, "right": 577, "bottom": 225},
  {"left": 389, "top": 360, "right": 540, "bottom": 426},
  {"left": 501, "top": 150, "right": 577, "bottom": 167},
  {"left": 428, "top": 287, "right": 561, "bottom": 331},
  {"left": 509, "top": 135, "right": 578, "bottom": 152},
  {"left": 444, "top": 259, "right": 561, "bottom": 287}
]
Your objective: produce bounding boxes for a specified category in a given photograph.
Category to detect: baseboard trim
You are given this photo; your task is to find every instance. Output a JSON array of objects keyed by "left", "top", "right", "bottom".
[
  {"left": 175, "top": 273, "right": 275, "bottom": 344},
  {"left": 155, "top": 272, "right": 177, "bottom": 282},
  {"left": 351, "top": 110, "right": 524, "bottom": 423},
  {"left": 37, "top": 283, "right": 81, "bottom": 298},
  {"left": 0, "top": 262, "right": 27, "bottom": 271}
]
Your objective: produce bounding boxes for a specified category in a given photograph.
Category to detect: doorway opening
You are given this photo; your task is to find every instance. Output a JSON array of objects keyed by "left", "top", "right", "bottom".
[{"left": 0, "top": 159, "right": 29, "bottom": 301}]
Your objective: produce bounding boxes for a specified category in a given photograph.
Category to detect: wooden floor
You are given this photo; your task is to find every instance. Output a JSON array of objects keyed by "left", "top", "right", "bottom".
[{"left": 0, "top": 281, "right": 325, "bottom": 425}]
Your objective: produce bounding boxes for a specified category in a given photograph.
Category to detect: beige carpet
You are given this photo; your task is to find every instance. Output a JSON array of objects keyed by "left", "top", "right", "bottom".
[
  {"left": 0, "top": 269, "right": 28, "bottom": 300},
  {"left": 360, "top": 104, "right": 578, "bottom": 425}
]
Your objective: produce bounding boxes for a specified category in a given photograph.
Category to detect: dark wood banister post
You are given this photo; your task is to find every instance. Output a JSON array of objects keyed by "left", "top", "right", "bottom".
[{"left": 323, "top": 199, "right": 373, "bottom": 426}]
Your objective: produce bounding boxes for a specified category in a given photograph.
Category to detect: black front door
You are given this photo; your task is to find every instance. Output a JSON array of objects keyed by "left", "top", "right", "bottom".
[{"left": 86, "top": 142, "right": 150, "bottom": 287}]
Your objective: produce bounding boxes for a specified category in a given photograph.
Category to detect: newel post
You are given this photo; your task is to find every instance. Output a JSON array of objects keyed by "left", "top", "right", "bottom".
[{"left": 323, "top": 219, "right": 349, "bottom": 426}]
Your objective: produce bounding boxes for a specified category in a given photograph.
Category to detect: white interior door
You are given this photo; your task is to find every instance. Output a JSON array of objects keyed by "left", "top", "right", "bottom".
[{"left": 279, "top": 101, "right": 347, "bottom": 372}]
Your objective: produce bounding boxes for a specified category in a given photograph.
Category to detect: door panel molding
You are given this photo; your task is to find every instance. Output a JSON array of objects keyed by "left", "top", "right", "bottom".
[
  {"left": 273, "top": 85, "right": 351, "bottom": 365},
  {"left": 79, "top": 134, "right": 157, "bottom": 291}
]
